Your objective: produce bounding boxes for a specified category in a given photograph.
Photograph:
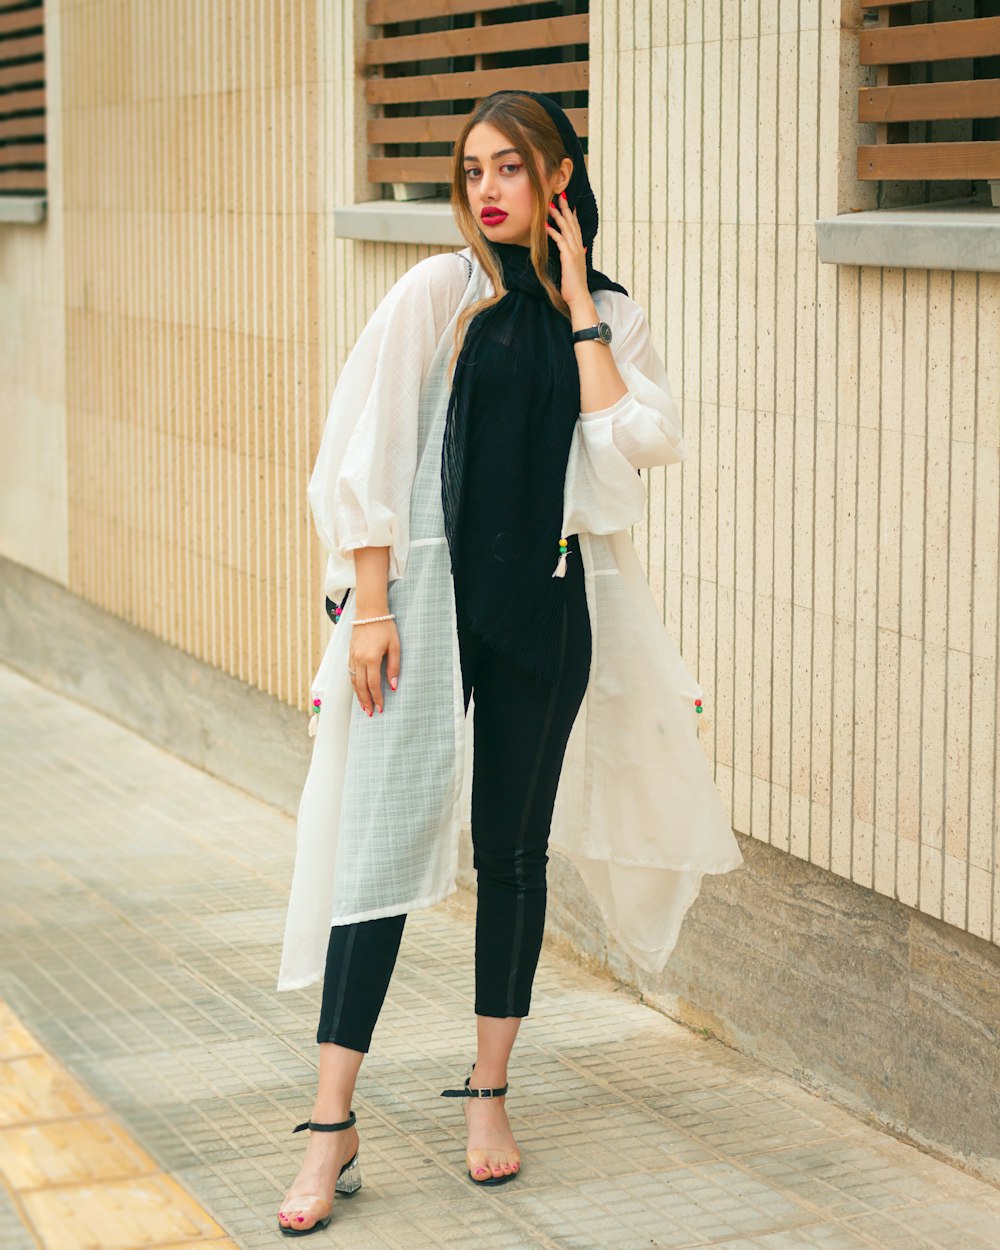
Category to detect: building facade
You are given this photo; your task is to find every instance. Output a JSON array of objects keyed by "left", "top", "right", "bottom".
[{"left": 2, "top": 0, "right": 998, "bottom": 1178}]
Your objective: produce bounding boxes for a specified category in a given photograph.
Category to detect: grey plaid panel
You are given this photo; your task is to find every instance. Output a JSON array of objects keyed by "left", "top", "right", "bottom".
[{"left": 332, "top": 539, "right": 462, "bottom": 919}]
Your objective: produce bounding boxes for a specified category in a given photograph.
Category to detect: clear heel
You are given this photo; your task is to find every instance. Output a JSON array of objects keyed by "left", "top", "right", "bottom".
[
  {"left": 335, "top": 1153, "right": 362, "bottom": 1196},
  {"left": 281, "top": 1110, "right": 361, "bottom": 1235},
  {"left": 440, "top": 1059, "right": 519, "bottom": 1186}
]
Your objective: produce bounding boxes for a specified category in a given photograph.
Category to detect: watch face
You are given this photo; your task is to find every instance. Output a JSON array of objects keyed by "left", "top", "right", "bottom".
[{"left": 598, "top": 321, "right": 613, "bottom": 343}]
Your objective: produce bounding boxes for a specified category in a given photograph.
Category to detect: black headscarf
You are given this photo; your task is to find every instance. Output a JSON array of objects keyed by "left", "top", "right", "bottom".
[{"left": 441, "top": 90, "right": 629, "bottom": 686}]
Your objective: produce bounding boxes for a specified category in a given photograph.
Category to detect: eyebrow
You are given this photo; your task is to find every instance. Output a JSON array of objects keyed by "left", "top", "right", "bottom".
[{"left": 463, "top": 147, "right": 520, "bottom": 162}]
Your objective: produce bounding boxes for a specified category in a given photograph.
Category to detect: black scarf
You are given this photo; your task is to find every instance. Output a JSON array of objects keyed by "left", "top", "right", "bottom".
[{"left": 441, "top": 90, "right": 628, "bottom": 686}]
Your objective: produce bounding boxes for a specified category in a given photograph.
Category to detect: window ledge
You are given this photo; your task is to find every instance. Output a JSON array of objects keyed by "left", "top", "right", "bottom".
[
  {"left": 0, "top": 196, "right": 46, "bottom": 225},
  {"left": 815, "top": 199, "right": 1000, "bottom": 273},
  {"left": 333, "top": 199, "right": 463, "bottom": 246}
]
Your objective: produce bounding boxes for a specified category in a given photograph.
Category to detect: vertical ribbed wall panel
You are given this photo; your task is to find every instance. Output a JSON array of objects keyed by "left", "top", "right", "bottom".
[
  {"left": 60, "top": 0, "right": 454, "bottom": 708},
  {"left": 63, "top": 0, "right": 322, "bottom": 707},
  {"left": 592, "top": 0, "right": 1000, "bottom": 946}
]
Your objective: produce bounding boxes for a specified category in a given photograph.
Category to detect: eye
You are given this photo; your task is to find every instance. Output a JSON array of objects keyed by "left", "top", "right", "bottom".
[{"left": 464, "top": 163, "right": 521, "bottom": 178}]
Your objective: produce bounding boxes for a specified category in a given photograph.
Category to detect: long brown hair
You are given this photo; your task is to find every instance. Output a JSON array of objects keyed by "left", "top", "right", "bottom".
[{"left": 446, "top": 93, "right": 571, "bottom": 385}]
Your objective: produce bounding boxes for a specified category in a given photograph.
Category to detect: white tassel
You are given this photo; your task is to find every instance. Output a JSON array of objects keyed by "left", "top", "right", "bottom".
[
  {"left": 308, "top": 714, "right": 318, "bottom": 738},
  {"left": 552, "top": 538, "right": 571, "bottom": 578}
]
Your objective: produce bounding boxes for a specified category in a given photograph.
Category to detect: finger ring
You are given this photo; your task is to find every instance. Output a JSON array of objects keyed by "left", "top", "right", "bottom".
[{"left": 348, "top": 667, "right": 357, "bottom": 675}]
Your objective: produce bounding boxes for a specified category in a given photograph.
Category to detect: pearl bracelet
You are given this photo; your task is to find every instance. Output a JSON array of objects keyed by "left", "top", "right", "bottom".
[{"left": 352, "top": 613, "right": 396, "bottom": 625}]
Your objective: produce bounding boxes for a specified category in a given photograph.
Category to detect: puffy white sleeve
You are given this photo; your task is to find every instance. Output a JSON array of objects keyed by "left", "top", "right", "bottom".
[
  {"left": 579, "top": 292, "right": 686, "bottom": 469},
  {"left": 307, "top": 254, "right": 465, "bottom": 597},
  {"left": 563, "top": 292, "right": 686, "bottom": 536}
]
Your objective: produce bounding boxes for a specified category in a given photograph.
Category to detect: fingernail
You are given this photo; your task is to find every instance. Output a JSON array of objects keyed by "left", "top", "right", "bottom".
[
  {"left": 561, "top": 190, "right": 567, "bottom": 199},
  {"left": 367, "top": 708, "right": 372, "bottom": 717},
  {"left": 390, "top": 678, "right": 397, "bottom": 690},
  {"left": 377, "top": 705, "right": 382, "bottom": 714}
]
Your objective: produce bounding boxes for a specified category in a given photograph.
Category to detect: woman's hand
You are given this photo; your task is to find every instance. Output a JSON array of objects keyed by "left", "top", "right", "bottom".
[
  {"left": 350, "top": 620, "right": 400, "bottom": 717},
  {"left": 545, "top": 190, "right": 590, "bottom": 310}
]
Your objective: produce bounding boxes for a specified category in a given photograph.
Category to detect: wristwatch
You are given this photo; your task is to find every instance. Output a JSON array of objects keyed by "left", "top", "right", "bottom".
[{"left": 572, "top": 321, "right": 613, "bottom": 345}]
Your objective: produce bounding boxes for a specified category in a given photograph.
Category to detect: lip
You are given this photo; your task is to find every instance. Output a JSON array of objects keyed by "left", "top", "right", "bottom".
[{"left": 480, "top": 208, "right": 508, "bottom": 224}]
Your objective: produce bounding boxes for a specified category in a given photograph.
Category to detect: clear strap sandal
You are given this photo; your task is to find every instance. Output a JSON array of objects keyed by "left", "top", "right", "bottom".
[
  {"left": 440, "top": 1063, "right": 519, "bottom": 1186},
  {"left": 278, "top": 1110, "right": 362, "bottom": 1237}
]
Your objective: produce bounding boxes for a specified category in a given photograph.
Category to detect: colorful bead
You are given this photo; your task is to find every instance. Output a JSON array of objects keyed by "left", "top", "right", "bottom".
[
  {"left": 313, "top": 699, "right": 321, "bottom": 708},
  {"left": 694, "top": 699, "right": 701, "bottom": 706},
  {"left": 553, "top": 538, "right": 571, "bottom": 578}
]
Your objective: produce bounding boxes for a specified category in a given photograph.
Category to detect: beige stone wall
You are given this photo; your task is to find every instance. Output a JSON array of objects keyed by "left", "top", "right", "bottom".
[
  {"left": 3, "top": 1, "right": 997, "bottom": 945},
  {"left": 590, "top": 1, "right": 999, "bottom": 943},
  {"left": 52, "top": 0, "right": 449, "bottom": 703},
  {"left": 56, "top": 0, "right": 326, "bottom": 698}
]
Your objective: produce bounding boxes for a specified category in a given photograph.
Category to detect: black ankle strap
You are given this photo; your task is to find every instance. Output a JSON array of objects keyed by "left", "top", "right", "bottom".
[
  {"left": 440, "top": 1075, "right": 508, "bottom": 1099},
  {"left": 293, "top": 1109, "right": 356, "bottom": 1133}
]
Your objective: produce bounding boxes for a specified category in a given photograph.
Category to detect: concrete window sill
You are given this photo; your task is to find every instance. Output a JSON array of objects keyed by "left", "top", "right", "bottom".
[
  {"left": 333, "top": 199, "right": 464, "bottom": 246},
  {"left": 0, "top": 196, "right": 46, "bottom": 225},
  {"left": 815, "top": 199, "right": 1000, "bottom": 273}
]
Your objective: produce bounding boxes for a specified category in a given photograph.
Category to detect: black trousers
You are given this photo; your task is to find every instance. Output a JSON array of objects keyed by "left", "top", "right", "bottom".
[{"left": 316, "top": 541, "right": 592, "bottom": 1053}]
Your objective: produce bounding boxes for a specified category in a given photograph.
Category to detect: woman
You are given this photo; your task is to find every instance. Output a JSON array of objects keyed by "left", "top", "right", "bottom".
[{"left": 276, "top": 90, "right": 743, "bottom": 1235}]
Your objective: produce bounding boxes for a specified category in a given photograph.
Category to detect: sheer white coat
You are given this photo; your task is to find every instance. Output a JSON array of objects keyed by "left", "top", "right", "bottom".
[{"left": 276, "top": 246, "right": 743, "bottom": 992}]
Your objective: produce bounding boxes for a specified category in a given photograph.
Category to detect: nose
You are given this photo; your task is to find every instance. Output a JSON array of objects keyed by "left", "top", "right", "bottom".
[{"left": 479, "top": 167, "right": 500, "bottom": 202}]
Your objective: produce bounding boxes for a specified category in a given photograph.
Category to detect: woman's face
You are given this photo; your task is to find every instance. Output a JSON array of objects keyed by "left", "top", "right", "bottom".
[{"left": 462, "top": 121, "right": 568, "bottom": 248}]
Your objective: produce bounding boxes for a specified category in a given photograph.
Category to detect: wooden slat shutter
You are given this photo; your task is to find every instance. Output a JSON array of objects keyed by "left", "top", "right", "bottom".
[
  {"left": 364, "top": 0, "right": 590, "bottom": 198},
  {"left": 0, "top": 0, "right": 45, "bottom": 197},
  {"left": 858, "top": 1, "right": 1000, "bottom": 193}
]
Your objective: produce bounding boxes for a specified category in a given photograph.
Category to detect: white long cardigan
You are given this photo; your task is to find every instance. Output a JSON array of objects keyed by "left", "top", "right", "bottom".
[{"left": 276, "top": 247, "right": 743, "bottom": 992}]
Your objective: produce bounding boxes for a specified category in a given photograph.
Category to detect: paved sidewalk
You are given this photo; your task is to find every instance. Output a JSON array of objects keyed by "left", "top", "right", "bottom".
[
  {"left": 2, "top": 661, "right": 1000, "bottom": 1250},
  {"left": 0, "top": 997, "right": 236, "bottom": 1248}
]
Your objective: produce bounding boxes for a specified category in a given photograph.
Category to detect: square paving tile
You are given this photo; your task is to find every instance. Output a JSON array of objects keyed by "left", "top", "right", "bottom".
[
  {"left": 0, "top": 1117, "right": 159, "bottom": 1189},
  {"left": 19, "top": 1173, "right": 227, "bottom": 1249},
  {"left": 0, "top": 1054, "right": 105, "bottom": 1126}
]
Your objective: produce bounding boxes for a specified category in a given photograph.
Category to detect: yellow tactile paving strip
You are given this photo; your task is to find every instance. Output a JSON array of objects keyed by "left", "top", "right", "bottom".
[{"left": 0, "top": 999, "right": 238, "bottom": 1250}]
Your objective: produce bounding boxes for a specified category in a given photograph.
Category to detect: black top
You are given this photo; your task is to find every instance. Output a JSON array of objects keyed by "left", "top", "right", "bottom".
[
  {"left": 444, "top": 247, "right": 586, "bottom": 686},
  {"left": 451, "top": 374, "right": 581, "bottom": 685}
]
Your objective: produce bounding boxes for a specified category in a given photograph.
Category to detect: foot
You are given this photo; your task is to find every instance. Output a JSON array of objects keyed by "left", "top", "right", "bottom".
[
  {"left": 277, "top": 1115, "right": 360, "bottom": 1233},
  {"left": 463, "top": 1065, "right": 520, "bottom": 1182}
]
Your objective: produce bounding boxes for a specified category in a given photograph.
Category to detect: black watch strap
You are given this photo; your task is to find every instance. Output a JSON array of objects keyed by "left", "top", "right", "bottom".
[{"left": 572, "top": 321, "right": 613, "bottom": 345}]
